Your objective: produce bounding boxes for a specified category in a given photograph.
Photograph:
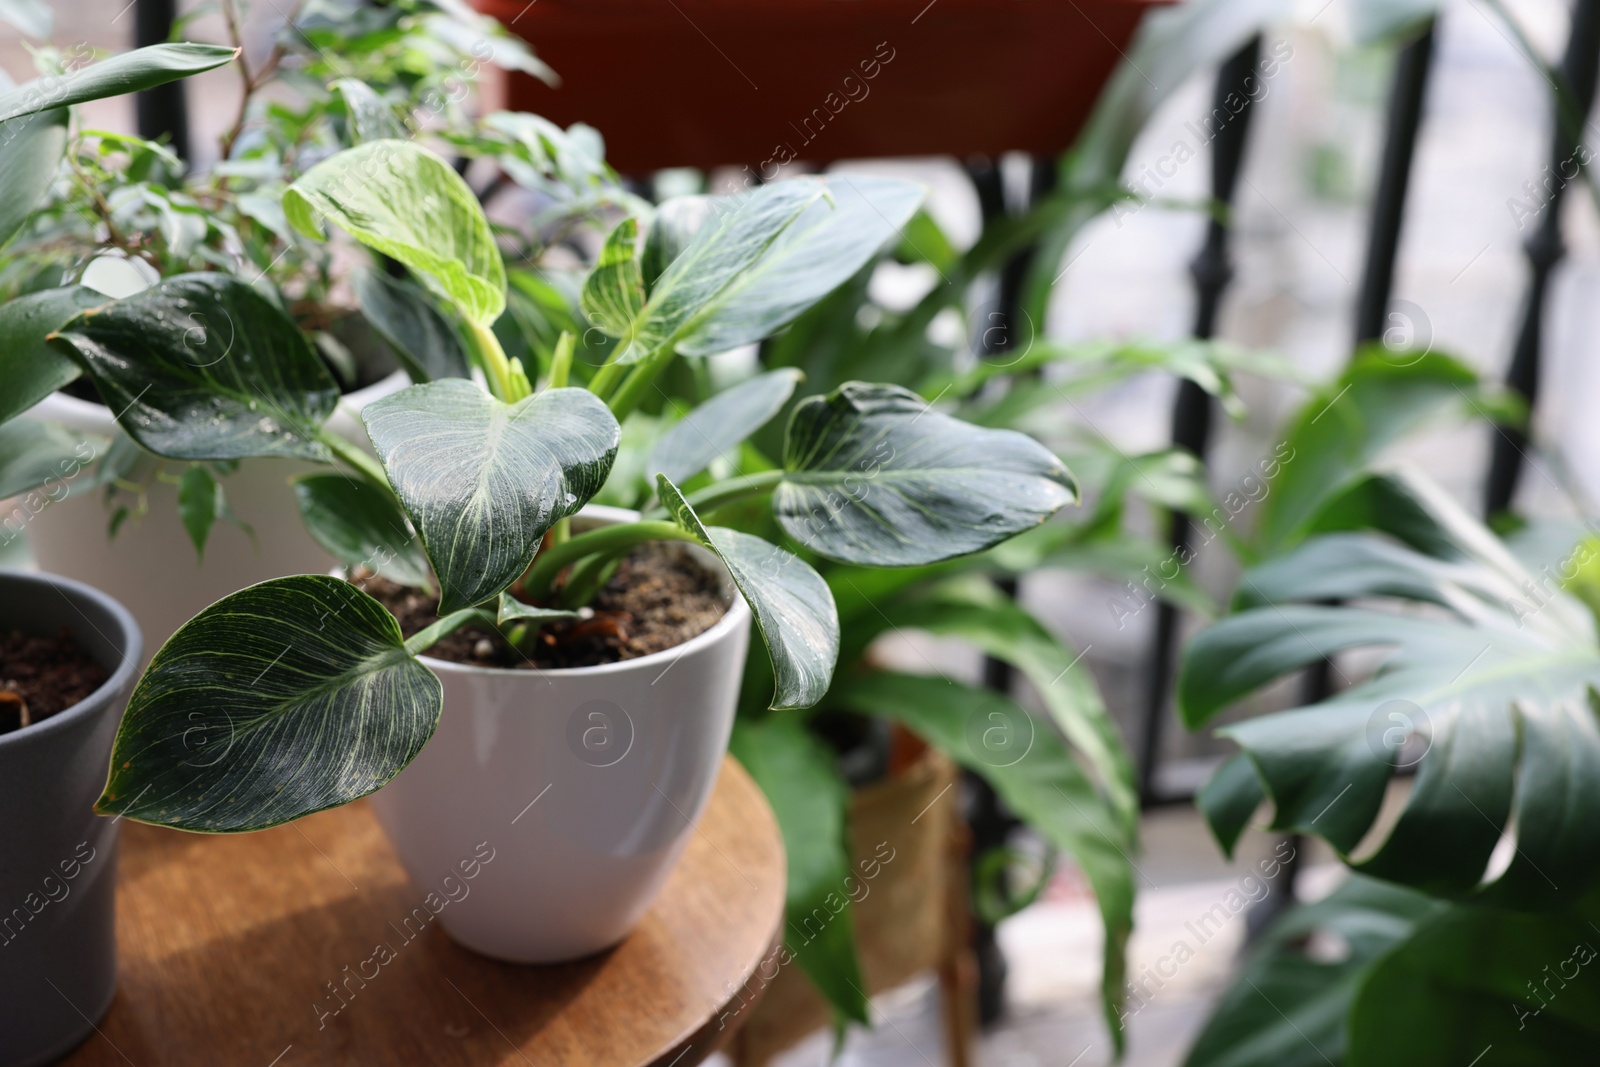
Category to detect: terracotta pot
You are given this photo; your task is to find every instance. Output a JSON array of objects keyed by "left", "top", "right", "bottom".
[
  {"left": 478, "top": 0, "right": 1168, "bottom": 172},
  {"left": 368, "top": 507, "right": 755, "bottom": 962}
]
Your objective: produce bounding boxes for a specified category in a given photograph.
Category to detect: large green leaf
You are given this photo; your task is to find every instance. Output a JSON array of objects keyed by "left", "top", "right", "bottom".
[
  {"left": 580, "top": 217, "right": 645, "bottom": 339},
  {"left": 0, "top": 285, "right": 101, "bottom": 423},
  {"left": 1184, "top": 876, "right": 1446, "bottom": 1067},
  {"left": 610, "top": 180, "right": 823, "bottom": 364},
  {"left": 285, "top": 140, "right": 506, "bottom": 327},
  {"left": 0, "top": 106, "right": 66, "bottom": 252},
  {"left": 729, "top": 717, "right": 869, "bottom": 1024},
  {"left": 1182, "top": 472, "right": 1600, "bottom": 905},
  {"left": 658, "top": 474, "right": 838, "bottom": 711},
  {"left": 648, "top": 368, "right": 802, "bottom": 487},
  {"left": 292, "top": 472, "right": 432, "bottom": 588},
  {"left": 362, "top": 380, "right": 618, "bottom": 611},
  {"left": 51, "top": 274, "right": 340, "bottom": 461},
  {"left": 837, "top": 670, "right": 1133, "bottom": 1050},
  {"left": 96, "top": 576, "right": 442, "bottom": 832},
  {"left": 353, "top": 266, "right": 471, "bottom": 382},
  {"left": 0, "top": 43, "right": 238, "bottom": 125},
  {"left": 1348, "top": 901, "right": 1600, "bottom": 1065},
  {"left": 0, "top": 418, "right": 104, "bottom": 498},
  {"left": 670, "top": 175, "right": 926, "bottom": 358},
  {"left": 774, "top": 383, "right": 1077, "bottom": 566}
]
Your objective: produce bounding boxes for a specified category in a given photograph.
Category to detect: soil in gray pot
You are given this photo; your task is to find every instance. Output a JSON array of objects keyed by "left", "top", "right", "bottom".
[
  {"left": 360, "top": 542, "right": 728, "bottom": 671},
  {"left": 0, "top": 629, "right": 108, "bottom": 734}
]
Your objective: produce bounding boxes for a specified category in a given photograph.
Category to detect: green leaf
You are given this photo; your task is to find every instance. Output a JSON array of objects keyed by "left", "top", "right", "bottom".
[
  {"left": 96, "top": 575, "right": 442, "bottom": 832},
  {"left": 1184, "top": 875, "right": 1446, "bottom": 1067},
  {"left": 292, "top": 472, "right": 432, "bottom": 589},
  {"left": 730, "top": 717, "right": 869, "bottom": 1024},
  {"left": 0, "top": 419, "right": 104, "bottom": 498},
  {"left": 0, "top": 43, "right": 238, "bottom": 125},
  {"left": 1348, "top": 901, "right": 1600, "bottom": 1065},
  {"left": 0, "top": 285, "right": 102, "bottom": 424},
  {"left": 775, "top": 383, "right": 1078, "bottom": 566},
  {"left": 353, "top": 266, "right": 471, "bottom": 382},
  {"left": 0, "top": 106, "right": 66, "bottom": 252},
  {"left": 496, "top": 594, "right": 578, "bottom": 627},
  {"left": 640, "top": 194, "right": 710, "bottom": 291},
  {"left": 177, "top": 464, "right": 219, "bottom": 560},
  {"left": 649, "top": 368, "right": 802, "bottom": 486},
  {"left": 362, "top": 380, "right": 619, "bottom": 611},
  {"left": 285, "top": 140, "right": 506, "bottom": 327},
  {"left": 658, "top": 474, "right": 838, "bottom": 711},
  {"left": 1184, "top": 472, "right": 1600, "bottom": 904},
  {"left": 670, "top": 175, "right": 926, "bottom": 358},
  {"left": 580, "top": 217, "right": 645, "bottom": 339},
  {"left": 331, "top": 77, "right": 407, "bottom": 142},
  {"left": 0, "top": 0, "right": 51, "bottom": 37},
  {"left": 1196, "top": 753, "right": 1264, "bottom": 859},
  {"left": 837, "top": 670, "right": 1134, "bottom": 1051},
  {"left": 51, "top": 273, "right": 340, "bottom": 461}
]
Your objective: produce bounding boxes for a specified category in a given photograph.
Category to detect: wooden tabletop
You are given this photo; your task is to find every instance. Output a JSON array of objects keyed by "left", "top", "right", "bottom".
[{"left": 63, "top": 756, "right": 786, "bottom": 1067}]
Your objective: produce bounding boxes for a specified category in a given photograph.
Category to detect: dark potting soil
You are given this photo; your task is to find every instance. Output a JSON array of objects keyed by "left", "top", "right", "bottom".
[
  {"left": 0, "top": 628, "right": 108, "bottom": 735},
  {"left": 360, "top": 542, "right": 730, "bottom": 670}
]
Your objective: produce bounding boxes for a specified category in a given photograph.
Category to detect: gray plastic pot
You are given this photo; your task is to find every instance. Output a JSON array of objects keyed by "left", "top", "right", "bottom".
[{"left": 0, "top": 569, "right": 140, "bottom": 1067}]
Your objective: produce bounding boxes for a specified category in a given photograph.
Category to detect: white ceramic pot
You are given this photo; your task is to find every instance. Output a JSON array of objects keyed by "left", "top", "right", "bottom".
[
  {"left": 15, "top": 372, "right": 407, "bottom": 661},
  {"left": 368, "top": 507, "right": 754, "bottom": 963}
]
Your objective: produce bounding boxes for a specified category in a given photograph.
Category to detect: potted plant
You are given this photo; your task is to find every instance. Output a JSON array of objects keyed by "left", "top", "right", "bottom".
[
  {"left": 0, "top": 42, "right": 234, "bottom": 1067},
  {"left": 77, "top": 138, "right": 1085, "bottom": 971}
]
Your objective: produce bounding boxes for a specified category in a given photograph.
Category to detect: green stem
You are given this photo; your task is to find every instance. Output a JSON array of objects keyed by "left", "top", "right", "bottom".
[
  {"left": 522, "top": 520, "right": 695, "bottom": 599},
  {"left": 404, "top": 608, "right": 492, "bottom": 655},
  {"left": 587, "top": 357, "right": 626, "bottom": 401},
  {"left": 549, "top": 331, "right": 575, "bottom": 389},
  {"left": 607, "top": 345, "right": 677, "bottom": 422},
  {"left": 468, "top": 320, "right": 530, "bottom": 402},
  {"left": 644, "top": 469, "right": 784, "bottom": 519},
  {"left": 318, "top": 430, "right": 391, "bottom": 493},
  {"left": 560, "top": 551, "right": 622, "bottom": 608}
]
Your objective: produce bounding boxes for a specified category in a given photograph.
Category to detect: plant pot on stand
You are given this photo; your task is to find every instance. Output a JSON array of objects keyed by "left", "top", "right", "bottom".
[
  {"left": 367, "top": 507, "right": 755, "bottom": 960},
  {"left": 0, "top": 569, "right": 141, "bottom": 1067}
]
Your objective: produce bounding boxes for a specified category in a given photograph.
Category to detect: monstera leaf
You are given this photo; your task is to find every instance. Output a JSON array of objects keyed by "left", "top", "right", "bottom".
[
  {"left": 648, "top": 368, "right": 801, "bottom": 486},
  {"left": 96, "top": 576, "right": 441, "bottom": 832},
  {"left": 362, "top": 380, "right": 619, "bottom": 611},
  {"left": 658, "top": 474, "right": 838, "bottom": 711},
  {"left": 773, "top": 383, "right": 1078, "bottom": 566},
  {"left": 51, "top": 274, "right": 340, "bottom": 460},
  {"left": 1181, "top": 470, "right": 1600, "bottom": 907},
  {"left": 286, "top": 140, "right": 505, "bottom": 327}
]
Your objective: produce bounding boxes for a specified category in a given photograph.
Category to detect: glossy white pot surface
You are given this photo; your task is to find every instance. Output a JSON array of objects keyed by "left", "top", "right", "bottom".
[
  {"left": 369, "top": 507, "right": 754, "bottom": 963},
  {"left": 13, "top": 372, "right": 407, "bottom": 662}
]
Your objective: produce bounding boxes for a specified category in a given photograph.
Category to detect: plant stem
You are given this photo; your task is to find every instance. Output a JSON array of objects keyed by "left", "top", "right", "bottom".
[
  {"left": 608, "top": 345, "right": 677, "bottom": 422},
  {"left": 549, "top": 331, "right": 574, "bottom": 389},
  {"left": 586, "top": 357, "right": 625, "bottom": 401},
  {"left": 318, "top": 430, "right": 390, "bottom": 492},
  {"left": 522, "top": 520, "right": 695, "bottom": 600},
  {"left": 644, "top": 469, "right": 784, "bottom": 519},
  {"left": 560, "top": 551, "right": 621, "bottom": 608},
  {"left": 404, "top": 608, "right": 492, "bottom": 655},
  {"left": 468, "top": 320, "right": 530, "bottom": 402}
]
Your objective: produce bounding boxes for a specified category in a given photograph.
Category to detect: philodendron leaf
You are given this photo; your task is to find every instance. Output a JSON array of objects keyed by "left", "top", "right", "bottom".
[
  {"left": 51, "top": 273, "right": 340, "bottom": 461},
  {"left": 648, "top": 368, "right": 802, "bottom": 486},
  {"left": 285, "top": 140, "right": 506, "bottom": 327},
  {"left": 580, "top": 216, "right": 645, "bottom": 338},
  {"left": 0, "top": 106, "right": 66, "bottom": 252},
  {"left": 0, "top": 43, "right": 237, "bottom": 125},
  {"left": 177, "top": 465, "right": 219, "bottom": 559},
  {"left": 353, "top": 266, "right": 471, "bottom": 382},
  {"left": 774, "top": 383, "right": 1078, "bottom": 565},
  {"left": 496, "top": 594, "right": 579, "bottom": 627},
  {"left": 96, "top": 576, "right": 442, "bottom": 832},
  {"left": 362, "top": 380, "right": 619, "bottom": 611},
  {"left": 331, "top": 77, "right": 407, "bottom": 143},
  {"left": 0, "top": 285, "right": 102, "bottom": 423},
  {"left": 658, "top": 474, "right": 838, "bottom": 711},
  {"left": 0, "top": 419, "right": 103, "bottom": 498},
  {"left": 729, "top": 717, "right": 869, "bottom": 1024},
  {"left": 292, "top": 472, "right": 432, "bottom": 588}
]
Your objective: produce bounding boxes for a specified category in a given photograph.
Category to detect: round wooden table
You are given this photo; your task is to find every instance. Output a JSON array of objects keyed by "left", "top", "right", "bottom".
[{"left": 61, "top": 756, "right": 786, "bottom": 1067}]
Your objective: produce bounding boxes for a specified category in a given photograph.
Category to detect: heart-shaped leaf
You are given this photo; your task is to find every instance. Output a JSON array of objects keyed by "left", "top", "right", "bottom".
[
  {"left": 362, "top": 380, "right": 619, "bottom": 611},
  {"left": 352, "top": 266, "right": 471, "bottom": 382},
  {"left": 292, "top": 472, "right": 432, "bottom": 588},
  {"left": 649, "top": 368, "right": 802, "bottom": 486},
  {"left": 285, "top": 140, "right": 506, "bottom": 327},
  {"left": 0, "top": 418, "right": 104, "bottom": 498},
  {"left": 0, "top": 285, "right": 102, "bottom": 423},
  {"left": 774, "top": 382, "right": 1078, "bottom": 566},
  {"left": 658, "top": 473, "right": 838, "bottom": 710},
  {"left": 96, "top": 575, "right": 442, "bottom": 832},
  {"left": 580, "top": 216, "right": 644, "bottom": 339},
  {"left": 51, "top": 273, "right": 339, "bottom": 461},
  {"left": 0, "top": 106, "right": 66, "bottom": 252},
  {"left": 0, "top": 43, "right": 237, "bottom": 125}
]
